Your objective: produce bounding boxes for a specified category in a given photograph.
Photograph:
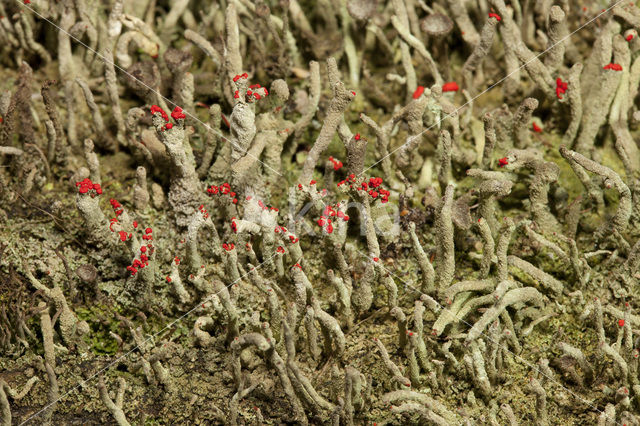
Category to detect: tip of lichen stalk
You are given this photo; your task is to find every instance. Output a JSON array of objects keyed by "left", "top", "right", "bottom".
[
  {"left": 603, "top": 63, "right": 622, "bottom": 71},
  {"left": 442, "top": 81, "right": 459, "bottom": 92},
  {"left": 76, "top": 178, "right": 102, "bottom": 195},
  {"left": 171, "top": 106, "right": 186, "bottom": 120},
  {"left": 555, "top": 78, "right": 568, "bottom": 99},
  {"left": 150, "top": 105, "right": 169, "bottom": 121}
]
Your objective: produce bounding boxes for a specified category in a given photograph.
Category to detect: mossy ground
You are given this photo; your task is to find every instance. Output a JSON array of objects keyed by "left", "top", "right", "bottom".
[{"left": 2, "top": 175, "right": 621, "bottom": 425}]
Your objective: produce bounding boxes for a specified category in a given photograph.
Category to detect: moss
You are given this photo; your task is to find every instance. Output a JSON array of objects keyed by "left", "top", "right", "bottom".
[{"left": 76, "top": 305, "right": 122, "bottom": 355}]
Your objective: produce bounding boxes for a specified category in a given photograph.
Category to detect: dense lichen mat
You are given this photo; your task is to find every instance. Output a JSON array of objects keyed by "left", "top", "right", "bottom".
[{"left": 1, "top": 0, "right": 640, "bottom": 425}]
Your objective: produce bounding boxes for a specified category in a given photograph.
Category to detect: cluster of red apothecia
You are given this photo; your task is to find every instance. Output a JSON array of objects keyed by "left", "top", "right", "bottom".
[
  {"left": 337, "top": 175, "right": 390, "bottom": 203},
  {"left": 273, "top": 225, "right": 299, "bottom": 244},
  {"left": 317, "top": 203, "right": 349, "bottom": 234},
  {"left": 603, "top": 63, "right": 623, "bottom": 71},
  {"left": 126, "top": 226, "right": 154, "bottom": 276},
  {"left": 75, "top": 178, "right": 102, "bottom": 196},
  {"left": 207, "top": 182, "right": 238, "bottom": 204},
  {"left": 328, "top": 156, "right": 343, "bottom": 171},
  {"left": 106, "top": 198, "right": 155, "bottom": 276},
  {"left": 257, "top": 199, "right": 279, "bottom": 212},
  {"left": 297, "top": 180, "right": 327, "bottom": 197},
  {"left": 232, "top": 73, "right": 269, "bottom": 102},
  {"left": 126, "top": 235, "right": 152, "bottom": 277},
  {"left": 199, "top": 204, "right": 209, "bottom": 219},
  {"left": 150, "top": 105, "right": 186, "bottom": 131}
]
